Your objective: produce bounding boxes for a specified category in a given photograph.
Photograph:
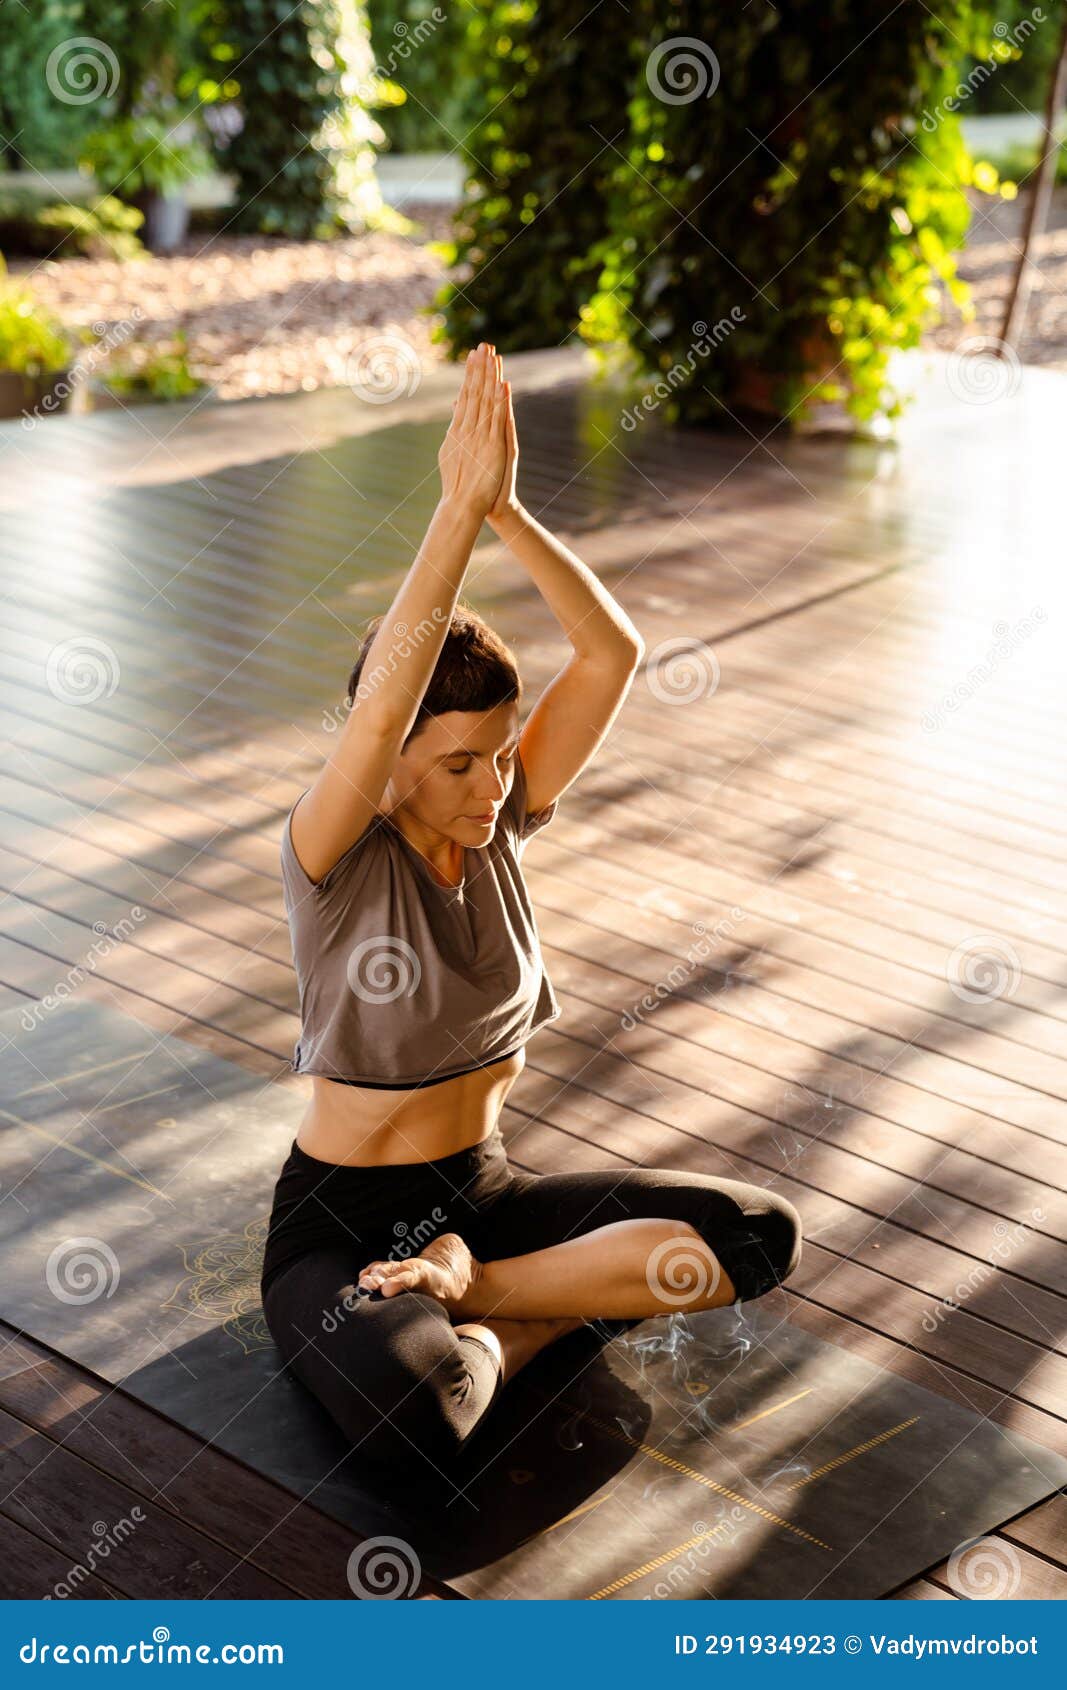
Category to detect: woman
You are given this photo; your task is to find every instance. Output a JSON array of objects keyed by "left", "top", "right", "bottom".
[{"left": 261, "top": 343, "right": 802, "bottom": 1484}]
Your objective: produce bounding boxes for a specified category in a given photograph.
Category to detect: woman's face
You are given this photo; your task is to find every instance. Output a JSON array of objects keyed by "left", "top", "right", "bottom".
[{"left": 395, "top": 703, "right": 522, "bottom": 840}]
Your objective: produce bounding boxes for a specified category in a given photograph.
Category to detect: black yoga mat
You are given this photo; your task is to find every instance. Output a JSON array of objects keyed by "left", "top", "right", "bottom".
[{"left": 1, "top": 998, "right": 1063, "bottom": 1598}]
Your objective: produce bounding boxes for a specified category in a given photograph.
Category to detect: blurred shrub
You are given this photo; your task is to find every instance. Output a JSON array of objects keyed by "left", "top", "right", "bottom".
[
  {"left": 965, "top": 0, "right": 1064, "bottom": 111},
  {"left": 439, "top": 1, "right": 1015, "bottom": 426},
  {"left": 579, "top": 1, "right": 1020, "bottom": 427},
  {"left": 99, "top": 332, "right": 207, "bottom": 401},
  {"left": 0, "top": 2, "right": 233, "bottom": 171},
  {"left": 435, "top": 1, "right": 621, "bottom": 350},
  {"left": 0, "top": 1, "right": 89, "bottom": 170},
  {"left": 79, "top": 113, "right": 213, "bottom": 196},
  {"left": 0, "top": 191, "right": 145, "bottom": 260},
  {"left": 224, "top": 0, "right": 389, "bottom": 237},
  {"left": 0, "top": 259, "right": 71, "bottom": 376},
  {"left": 368, "top": 1, "right": 483, "bottom": 153}
]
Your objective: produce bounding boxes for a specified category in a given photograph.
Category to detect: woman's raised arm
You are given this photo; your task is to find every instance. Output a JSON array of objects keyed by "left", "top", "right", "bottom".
[{"left": 291, "top": 342, "right": 509, "bottom": 885}]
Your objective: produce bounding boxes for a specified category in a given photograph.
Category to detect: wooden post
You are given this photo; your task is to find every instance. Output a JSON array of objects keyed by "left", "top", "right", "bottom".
[{"left": 998, "top": 8, "right": 1067, "bottom": 353}]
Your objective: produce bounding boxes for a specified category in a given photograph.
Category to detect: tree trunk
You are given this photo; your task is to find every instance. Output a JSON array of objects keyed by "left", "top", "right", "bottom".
[{"left": 998, "top": 10, "right": 1067, "bottom": 353}]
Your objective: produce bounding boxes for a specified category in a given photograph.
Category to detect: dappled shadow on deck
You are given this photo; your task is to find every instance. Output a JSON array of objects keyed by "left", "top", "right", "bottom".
[{"left": 2, "top": 351, "right": 1066, "bottom": 1594}]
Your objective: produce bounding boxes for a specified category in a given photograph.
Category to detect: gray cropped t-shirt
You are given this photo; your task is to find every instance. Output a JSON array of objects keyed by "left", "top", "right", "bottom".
[{"left": 280, "top": 748, "right": 562, "bottom": 1088}]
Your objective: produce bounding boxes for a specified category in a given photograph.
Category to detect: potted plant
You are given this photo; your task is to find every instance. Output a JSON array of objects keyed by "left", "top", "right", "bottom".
[
  {"left": 80, "top": 107, "right": 212, "bottom": 255},
  {"left": 0, "top": 259, "right": 72, "bottom": 420}
]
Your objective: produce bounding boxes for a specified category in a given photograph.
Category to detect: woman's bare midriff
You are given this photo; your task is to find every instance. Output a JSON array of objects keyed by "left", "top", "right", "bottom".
[{"left": 295, "top": 1046, "right": 527, "bottom": 1166}]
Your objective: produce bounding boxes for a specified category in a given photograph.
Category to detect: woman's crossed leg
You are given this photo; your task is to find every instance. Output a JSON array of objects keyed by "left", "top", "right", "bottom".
[{"left": 265, "top": 1164, "right": 802, "bottom": 1480}]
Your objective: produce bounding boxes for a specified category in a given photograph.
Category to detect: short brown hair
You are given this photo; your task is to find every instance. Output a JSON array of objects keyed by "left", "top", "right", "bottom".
[{"left": 347, "top": 601, "right": 521, "bottom": 748}]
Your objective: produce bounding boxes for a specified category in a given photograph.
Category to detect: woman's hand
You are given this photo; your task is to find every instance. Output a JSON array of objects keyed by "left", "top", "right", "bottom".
[
  {"left": 437, "top": 341, "right": 509, "bottom": 520},
  {"left": 486, "top": 353, "right": 521, "bottom": 525}
]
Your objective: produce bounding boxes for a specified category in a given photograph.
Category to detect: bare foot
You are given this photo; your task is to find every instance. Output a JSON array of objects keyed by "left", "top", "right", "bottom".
[
  {"left": 455, "top": 1315, "right": 587, "bottom": 1386},
  {"left": 356, "top": 1232, "right": 481, "bottom": 1313}
]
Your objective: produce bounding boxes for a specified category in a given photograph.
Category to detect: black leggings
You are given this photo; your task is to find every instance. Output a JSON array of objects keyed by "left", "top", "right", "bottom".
[{"left": 260, "top": 1125, "right": 802, "bottom": 1480}]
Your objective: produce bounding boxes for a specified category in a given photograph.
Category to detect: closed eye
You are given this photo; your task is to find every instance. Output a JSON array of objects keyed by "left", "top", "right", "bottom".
[{"left": 447, "top": 750, "right": 517, "bottom": 776}]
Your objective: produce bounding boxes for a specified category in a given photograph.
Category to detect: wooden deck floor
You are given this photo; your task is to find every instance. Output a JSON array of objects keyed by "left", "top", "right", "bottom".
[{"left": 1, "top": 348, "right": 1065, "bottom": 1597}]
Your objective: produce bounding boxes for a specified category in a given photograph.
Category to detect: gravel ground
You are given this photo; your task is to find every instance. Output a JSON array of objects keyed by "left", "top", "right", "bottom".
[
  {"left": 15, "top": 187, "right": 1067, "bottom": 404},
  {"left": 927, "top": 184, "right": 1067, "bottom": 369},
  {"left": 19, "top": 203, "right": 459, "bottom": 402}
]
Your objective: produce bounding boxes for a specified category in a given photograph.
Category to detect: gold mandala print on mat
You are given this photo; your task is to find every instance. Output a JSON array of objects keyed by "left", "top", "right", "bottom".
[{"left": 162, "top": 1214, "right": 272, "bottom": 1352}]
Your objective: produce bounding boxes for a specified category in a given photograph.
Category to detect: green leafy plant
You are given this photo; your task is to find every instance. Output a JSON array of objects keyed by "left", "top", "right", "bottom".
[
  {"left": 0, "top": 0, "right": 91, "bottom": 171},
  {"left": 223, "top": 0, "right": 389, "bottom": 238},
  {"left": 579, "top": 0, "right": 1015, "bottom": 428},
  {"left": 0, "top": 189, "right": 144, "bottom": 261},
  {"left": 963, "top": 0, "right": 1065, "bottom": 111},
  {"left": 435, "top": 0, "right": 622, "bottom": 351},
  {"left": 74, "top": 0, "right": 235, "bottom": 116},
  {"left": 80, "top": 111, "right": 213, "bottom": 197},
  {"left": 1, "top": 2, "right": 235, "bottom": 175},
  {"left": 438, "top": 1, "right": 1019, "bottom": 428},
  {"left": 100, "top": 332, "right": 207, "bottom": 401},
  {"left": 368, "top": 1, "right": 483, "bottom": 154},
  {"left": 0, "top": 259, "right": 70, "bottom": 377}
]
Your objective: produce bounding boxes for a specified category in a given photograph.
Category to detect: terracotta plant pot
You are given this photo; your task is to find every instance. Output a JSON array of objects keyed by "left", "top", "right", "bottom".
[
  {"left": 729, "top": 323, "right": 844, "bottom": 420},
  {"left": 0, "top": 365, "right": 73, "bottom": 422}
]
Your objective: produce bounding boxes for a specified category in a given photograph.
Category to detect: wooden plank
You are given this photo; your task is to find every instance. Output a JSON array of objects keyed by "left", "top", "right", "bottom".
[
  {"left": 924, "top": 1540, "right": 1067, "bottom": 1601},
  {"left": 0, "top": 926, "right": 294, "bottom": 1064},
  {"left": 501, "top": 1112, "right": 1067, "bottom": 1422},
  {"left": 890, "top": 1576, "right": 959, "bottom": 1600},
  {"left": 0, "top": 966, "right": 285, "bottom": 1084},
  {"left": 609, "top": 707, "right": 1067, "bottom": 913},
  {"left": 3, "top": 354, "right": 1065, "bottom": 1601},
  {"left": 0, "top": 1402, "right": 298, "bottom": 1599},
  {"left": 522, "top": 852, "right": 1067, "bottom": 1110},
  {"left": 534, "top": 986, "right": 1067, "bottom": 1243},
  {"left": 0, "top": 823, "right": 291, "bottom": 966},
  {"left": 1000, "top": 1491, "right": 1067, "bottom": 1564},
  {"left": 512, "top": 1060, "right": 1067, "bottom": 1323},
  {"left": 0, "top": 1512, "right": 119, "bottom": 1599},
  {"left": 0, "top": 842, "right": 292, "bottom": 995},
  {"left": 0, "top": 1322, "right": 458, "bottom": 1601}
]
